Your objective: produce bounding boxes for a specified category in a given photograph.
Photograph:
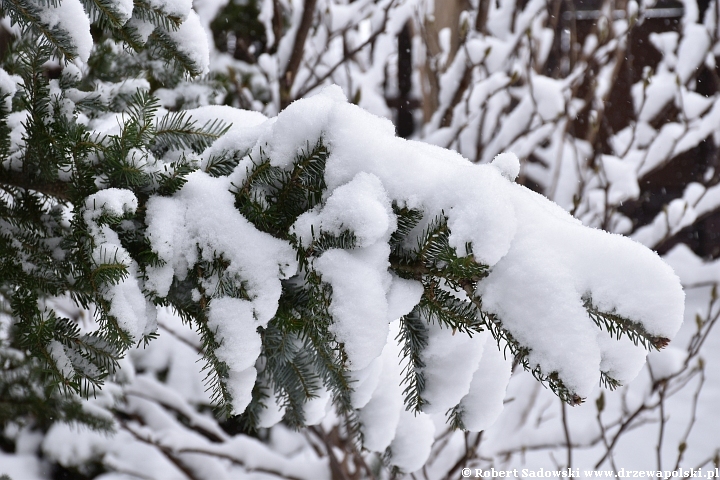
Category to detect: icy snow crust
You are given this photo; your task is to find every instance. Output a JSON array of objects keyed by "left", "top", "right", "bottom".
[{"left": 137, "top": 87, "right": 684, "bottom": 467}]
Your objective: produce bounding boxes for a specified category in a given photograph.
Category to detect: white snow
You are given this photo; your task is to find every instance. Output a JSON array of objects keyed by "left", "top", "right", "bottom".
[
  {"left": 144, "top": 170, "right": 296, "bottom": 411},
  {"left": 675, "top": 24, "right": 710, "bottom": 84},
  {"left": 111, "top": 0, "right": 134, "bottom": 25},
  {"left": 48, "top": 340, "right": 75, "bottom": 379},
  {"left": 256, "top": 386, "right": 287, "bottom": 428},
  {"left": 478, "top": 183, "right": 683, "bottom": 397},
  {"left": 167, "top": 11, "right": 210, "bottom": 75},
  {"left": 42, "top": 423, "right": 112, "bottom": 468},
  {"left": 387, "top": 408, "right": 435, "bottom": 473},
  {"left": 601, "top": 154, "right": 640, "bottom": 204},
  {"left": 147, "top": 0, "right": 192, "bottom": 21},
  {"left": 491, "top": 151, "right": 520, "bottom": 181},
  {"left": 459, "top": 335, "right": 513, "bottom": 431},
  {"left": 531, "top": 74, "right": 566, "bottom": 121},
  {"left": 84, "top": 189, "right": 155, "bottom": 340},
  {"left": 207, "top": 297, "right": 261, "bottom": 413},
  {"left": 0, "top": 68, "right": 20, "bottom": 111},
  {"left": 419, "top": 321, "right": 485, "bottom": 415},
  {"left": 293, "top": 172, "right": 395, "bottom": 247},
  {"left": 358, "top": 321, "right": 404, "bottom": 452},
  {"left": 36, "top": 0, "right": 93, "bottom": 62},
  {"left": 314, "top": 245, "right": 392, "bottom": 371}
]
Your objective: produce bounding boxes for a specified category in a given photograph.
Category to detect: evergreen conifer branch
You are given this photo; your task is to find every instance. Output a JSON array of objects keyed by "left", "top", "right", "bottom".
[
  {"left": 446, "top": 404, "right": 466, "bottom": 431},
  {"left": 297, "top": 229, "right": 357, "bottom": 267},
  {"left": 0, "top": 1, "right": 689, "bottom": 467},
  {"left": 170, "top": 269, "right": 237, "bottom": 418},
  {"left": 80, "top": 0, "right": 130, "bottom": 29},
  {"left": 397, "top": 307, "right": 429, "bottom": 413},
  {"left": 583, "top": 296, "right": 671, "bottom": 351},
  {"left": 149, "top": 29, "right": 204, "bottom": 77},
  {"left": 154, "top": 157, "right": 195, "bottom": 195},
  {"left": 260, "top": 319, "right": 320, "bottom": 428},
  {"left": 3, "top": 0, "right": 80, "bottom": 60},
  {"left": 204, "top": 150, "right": 245, "bottom": 178},
  {"left": 130, "top": 0, "right": 183, "bottom": 31},
  {"left": 0, "top": 346, "right": 114, "bottom": 432},
  {"left": 234, "top": 140, "right": 329, "bottom": 238},
  {"left": 0, "top": 93, "right": 10, "bottom": 156},
  {"left": 389, "top": 204, "right": 424, "bottom": 249},
  {"left": 153, "top": 114, "right": 230, "bottom": 155},
  {"left": 301, "top": 273, "right": 361, "bottom": 442},
  {"left": 456, "top": 281, "right": 585, "bottom": 406},
  {"left": 599, "top": 371, "right": 622, "bottom": 391},
  {"left": 417, "top": 277, "right": 481, "bottom": 334},
  {"left": 114, "top": 22, "right": 148, "bottom": 52}
]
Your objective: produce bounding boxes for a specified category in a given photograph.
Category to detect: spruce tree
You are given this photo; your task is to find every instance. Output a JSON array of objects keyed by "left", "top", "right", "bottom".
[{"left": 0, "top": 0, "right": 686, "bottom": 475}]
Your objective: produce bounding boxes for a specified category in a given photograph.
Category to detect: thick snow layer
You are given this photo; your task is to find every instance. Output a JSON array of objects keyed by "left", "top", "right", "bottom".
[
  {"left": 147, "top": 0, "right": 192, "bottom": 21},
  {"left": 385, "top": 276, "right": 423, "bottom": 321},
  {"left": 145, "top": 171, "right": 296, "bottom": 411},
  {"left": 167, "top": 11, "right": 210, "bottom": 75},
  {"left": 84, "top": 189, "right": 154, "bottom": 340},
  {"left": 207, "top": 297, "right": 261, "bottom": 413},
  {"left": 601, "top": 154, "right": 640, "bottom": 204},
  {"left": 531, "top": 74, "right": 566, "bottom": 121},
  {"left": 459, "top": 334, "right": 513, "bottom": 431},
  {"left": 676, "top": 24, "right": 711, "bottom": 84},
  {"left": 358, "top": 321, "right": 404, "bottom": 452},
  {"left": 387, "top": 409, "right": 435, "bottom": 473},
  {"left": 491, "top": 151, "right": 521, "bottom": 181},
  {"left": 0, "top": 452, "right": 46, "bottom": 480},
  {"left": 256, "top": 386, "right": 287, "bottom": 428},
  {"left": 348, "top": 356, "right": 383, "bottom": 409},
  {"left": 43, "top": 423, "right": 112, "bottom": 468},
  {"left": 478, "top": 184, "right": 683, "bottom": 397},
  {"left": 219, "top": 86, "right": 683, "bottom": 401},
  {"left": 302, "top": 387, "right": 332, "bottom": 426},
  {"left": 111, "top": 0, "right": 134, "bottom": 25},
  {"left": 420, "top": 322, "right": 485, "bottom": 415},
  {"left": 314, "top": 245, "right": 392, "bottom": 371},
  {"left": 293, "top": 172, "right": 395, "bottom": 247}
]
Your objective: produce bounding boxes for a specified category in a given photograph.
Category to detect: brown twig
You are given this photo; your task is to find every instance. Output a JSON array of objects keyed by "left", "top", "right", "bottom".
[
  {"left": 280, "top": 0, "right": 319, "bottom": 109},
  {"left": 294, "top": 0, "right": 397, "bottom": 100}
]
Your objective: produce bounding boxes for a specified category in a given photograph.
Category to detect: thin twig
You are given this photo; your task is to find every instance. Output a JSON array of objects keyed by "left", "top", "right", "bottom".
[
  {"left": 561, "top": 400, "right": 572, "bottom": 468},
  {"left": 295, "top": 0, "right": 397, "bottom": 99}
]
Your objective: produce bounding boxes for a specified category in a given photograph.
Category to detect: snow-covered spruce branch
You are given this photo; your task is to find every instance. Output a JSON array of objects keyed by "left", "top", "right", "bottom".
[
  {"left": 1, "top": 74, "right": 686, "bottom": 469},
  {"left": 0, "top": 0, "right": 705, "bottom": 471},
  {"left": 70, "top": 88, "right": 681, "bottom": 463}
]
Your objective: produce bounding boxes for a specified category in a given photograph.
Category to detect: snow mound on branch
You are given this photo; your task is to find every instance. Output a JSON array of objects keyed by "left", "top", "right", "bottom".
[
  {"left": 491, "top": 151, "right": 520, "bottom": 181},
  {"left": 167, "top": 11, "right": 210, "bottom": 75},
  {"left": 84, "top": 189, "right": 156, "bottom": 340},
  {"left": 142, "top": 86, "right": 683, "bottom": 458},
  {"left": 459, "top": 336, "right": 513, "bottom": 431},
  {"left": 477, "top": 186, "right": 683, "bottom": 396},
  {"left": 36, "top": 0, "right": 93, "bottom": 62},
  {"left": 314, "top": 245, "right": 393, "bottom": 371},
  {"left": 145, "top": 172, "right": 296, "bottom": 413},
  {"left": 230, "top": 86, "right": 682, "bottom": 399},
  {"left": 420, "top": 322, "right": 485, "bottom": 415}
]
